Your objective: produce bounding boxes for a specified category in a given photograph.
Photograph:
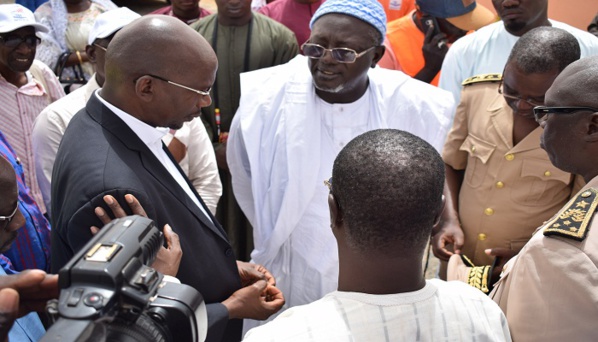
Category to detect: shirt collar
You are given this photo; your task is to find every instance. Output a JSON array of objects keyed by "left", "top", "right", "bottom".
[{"left": 95, "top": 89, "right": 168, "bottom": 147}]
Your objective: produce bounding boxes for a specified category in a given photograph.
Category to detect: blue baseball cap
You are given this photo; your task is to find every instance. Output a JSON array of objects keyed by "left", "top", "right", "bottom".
[{"left": 416, "top": 0, "right": 496, "bottom": 31}]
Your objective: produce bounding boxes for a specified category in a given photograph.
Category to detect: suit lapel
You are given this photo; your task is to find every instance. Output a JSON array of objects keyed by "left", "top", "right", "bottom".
[{"left": 86, "top": 93, "right": 228, "bottom": 241}]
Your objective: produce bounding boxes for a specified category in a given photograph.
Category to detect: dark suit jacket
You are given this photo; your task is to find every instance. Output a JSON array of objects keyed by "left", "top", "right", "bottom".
[{"left": 51, "top": 93, "right": 242, "bottom": 341}]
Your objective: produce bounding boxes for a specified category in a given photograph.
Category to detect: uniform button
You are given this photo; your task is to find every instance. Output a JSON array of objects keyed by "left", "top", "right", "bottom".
[
  {"left": 484, "top": 208, "right": 494, "bottom": 216},
  {"left": 496, "top": 181, "right": 504, "bottom": 189},
  {"left": 505, "top": 154, "right": 515, "bottom": 161},
  {"left": 471, "top": 146, "right": 476, "bottom": 152},
  {"left": 544, "top": 171, "right": 551, "bottom": 177},
  {"left": 225, "top": 248, "right": 233, "bottom": 257},
  {"left": 478, "top": 233, "right": 487, "bottom": 241}
]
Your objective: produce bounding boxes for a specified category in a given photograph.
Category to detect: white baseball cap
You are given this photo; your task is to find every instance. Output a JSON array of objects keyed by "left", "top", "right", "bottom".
[
  {"left": 0, "top": 4, "right": 49, "bottom": 34},
  {"left": 87, "top": 7, "right": 140, "bottom": 45}
]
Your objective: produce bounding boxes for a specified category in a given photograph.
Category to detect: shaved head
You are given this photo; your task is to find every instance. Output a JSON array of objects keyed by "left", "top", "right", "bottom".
[
  {"left": 546, "top": 56, "right": 598, "bottom": 108},
  {"left": 100, "top": 15, "right": 218, "bottom": 128},
  {"left": 104, "top": 15, "right": 217, "bottom": 85}
]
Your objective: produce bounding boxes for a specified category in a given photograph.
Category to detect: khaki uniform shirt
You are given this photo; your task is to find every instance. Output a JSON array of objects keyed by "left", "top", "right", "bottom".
[
  {"left": 491, "top": 177, "right": 598, "bottom": 341},
  {"left": 442, "top": 77, "right": 580, "bottom": 265}
]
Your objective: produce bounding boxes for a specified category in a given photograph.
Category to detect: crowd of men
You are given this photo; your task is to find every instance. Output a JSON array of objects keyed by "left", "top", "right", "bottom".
[{"left": 0, "top": 0, "right": 598, "bottom": 340}]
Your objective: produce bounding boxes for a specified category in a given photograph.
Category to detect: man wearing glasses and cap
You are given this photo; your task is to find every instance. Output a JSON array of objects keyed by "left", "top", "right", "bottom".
[
  {"left": 0, "top": 4, "right": 64, "bottom": 217},
  {"left": 438, "top": 27, "right": 583, "bottom": 286},
  {"left": 227, "top": 0, "right": 454, "bottom": 327}
]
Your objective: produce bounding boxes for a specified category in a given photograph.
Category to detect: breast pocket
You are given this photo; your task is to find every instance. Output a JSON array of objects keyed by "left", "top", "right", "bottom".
[
  {"left": 459, "top": 134, "right": 496, "bottom": 189},
  {"left": 511, "top": 158, "right": 572, "bottom": 207}
]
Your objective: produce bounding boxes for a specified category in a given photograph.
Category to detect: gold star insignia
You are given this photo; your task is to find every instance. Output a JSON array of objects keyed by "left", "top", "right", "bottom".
[
  {"left": 552, "top": 223, "right": 561, "bottom": 228},
  {"left": 576, "top": 200, "right": 589, "bottom": 209},
  {"left": 564, "top": 220, "right": 571, "bottom": 226},
  {"left": 570, "top": 227, "right": 578, "bottom": 232}
]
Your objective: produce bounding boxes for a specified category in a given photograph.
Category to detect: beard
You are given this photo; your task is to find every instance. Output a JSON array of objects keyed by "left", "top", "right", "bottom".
[
  {"left": 313, "top": 81, "right": 345, "bottom": 94},
  {"left": 503, "top": 20, "right": 526, "bottom": 34}
]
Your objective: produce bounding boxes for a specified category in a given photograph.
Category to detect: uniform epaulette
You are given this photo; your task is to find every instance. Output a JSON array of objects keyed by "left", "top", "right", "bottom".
[
  {"left": 543, "top": 188, "right": 598, "bottom": 241},
  {"left": 461, "top": 73, "right": 502, "bottom": 86}
]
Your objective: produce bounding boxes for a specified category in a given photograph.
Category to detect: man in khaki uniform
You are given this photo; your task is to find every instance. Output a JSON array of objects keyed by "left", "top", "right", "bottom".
[
  {"left": 433, "top": 27, "right": 583, "bottom": 280},
  {"left": 489, "top": 55, "right": 598, "bottom": 341}
]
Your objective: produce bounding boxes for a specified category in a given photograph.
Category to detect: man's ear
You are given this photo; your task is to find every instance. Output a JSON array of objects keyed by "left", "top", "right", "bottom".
[
  {"left": 586, "top": 112, "right": 598, "bottom": 142},
  {"left": 85, "top": 44, "right": 96, "bottom": 64},
  {"left": 134, "top": 75, "right": 156, "bottom": 103},
  {"left": 371, "top": 45, "right": 386, "bottom": 68},
  {"left": 432, "top": 195, "right": 446, "bottom": 228},
  {"left": 328, "top": 193, "right": 343, "bottom": 228}
]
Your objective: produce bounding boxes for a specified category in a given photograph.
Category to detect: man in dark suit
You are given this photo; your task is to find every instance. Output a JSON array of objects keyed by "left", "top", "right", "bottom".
[{"left": 50, "top": 15, "right": 284, "bottom": 342}]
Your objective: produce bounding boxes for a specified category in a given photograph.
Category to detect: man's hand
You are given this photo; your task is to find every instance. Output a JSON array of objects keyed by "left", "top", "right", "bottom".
[
  {"left": 485, "top": 248, "right": 517, "bottom": 284},
  {"left": 414, "top": 25, "right": 449, "bottom": 84},
  {"left": 92, "top": 194, "right": 182, "bottom": 276},
  {"left": 151, "top": 224, "right": 182, "bottom": 277},
  {"left": 237, "top": 261, "right": 276, "bottom": 287},
  {"left": 222, "top": 280, "right": 284, "bottom": 320},
  {"left": 0, "top": 270, "right": 59, "bottom": 317},
  {"left": 432, "top": 219, "right": 465, "bottom": 261}
]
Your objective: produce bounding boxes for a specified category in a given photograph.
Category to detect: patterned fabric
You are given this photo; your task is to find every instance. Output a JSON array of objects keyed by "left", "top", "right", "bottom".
[
  {"left": 309, "top": 0, "right": 387, "bottom": 38},
  {"left": 244, "top": 279, "right": 511, "bottom": 341},
  {"left": 0, "top": 60, "right": 65, "bottom": 214},
  {"left": 0, "top": 131, "right": 51, "bottom": 273}
]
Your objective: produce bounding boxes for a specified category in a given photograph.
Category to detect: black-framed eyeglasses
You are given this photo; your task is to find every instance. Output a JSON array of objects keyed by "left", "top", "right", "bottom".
[
  {"left": 0, "top": 202, "right": 19, "bottom": 227},
  {"left": 301, "top": 43, "right": 375, "bottom": 63},
  {"left": 93, "top": 43, "right": 107, "bottom": 52},
  {"left": 0, "top": 34, "right": 41, "bottom": 48},
  {"left": 533, "top": 106, "right": 598, "bottom": 124},
  {"left": 136, "top": 74, "right": 211, "bottom": 97},
  {"left": 498, "top": 80, "right": 544, "bottom": 107}
]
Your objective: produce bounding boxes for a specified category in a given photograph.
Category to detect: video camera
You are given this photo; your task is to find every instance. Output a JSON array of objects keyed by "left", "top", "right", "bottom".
[{"left": 41, "top": 215, "right": 207, "bottom": 342}]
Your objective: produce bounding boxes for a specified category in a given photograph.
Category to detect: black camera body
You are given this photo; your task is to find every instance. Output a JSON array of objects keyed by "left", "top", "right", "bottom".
[{"left": 41, "top": 215, "right": 207, "bottom": 342}]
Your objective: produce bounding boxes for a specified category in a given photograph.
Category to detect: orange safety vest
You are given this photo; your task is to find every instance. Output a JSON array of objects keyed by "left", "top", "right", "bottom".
[{"left": 378, "top": 0, "right": 416, "bottom": 22}]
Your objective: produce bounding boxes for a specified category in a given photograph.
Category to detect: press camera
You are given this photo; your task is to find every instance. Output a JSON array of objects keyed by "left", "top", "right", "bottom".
[{"left": 41, "top": 215, "right": 207, "bottom": 342}]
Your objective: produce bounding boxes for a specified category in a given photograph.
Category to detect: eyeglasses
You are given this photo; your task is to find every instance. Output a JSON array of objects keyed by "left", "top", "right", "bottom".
[
  {"left": 498, "top": 80, "right": 544, "bottom": 107},
  {"left": 0, "top": 202, "right": 19, "bottom": 226},
  {"left": 141, "top": 74, "right": 211, "bottom": 97},
  {"left": 301, "top": 43, "right": 375, "bottom": 63},
  {"left": 93, "top": 43, "right": 107, "bottom": 52},
  {"left": 533, "top": 106, "right": 598, "bottom": 124},
  {"left": 0, "top": 34, "right": 41, "bottom": 48}
]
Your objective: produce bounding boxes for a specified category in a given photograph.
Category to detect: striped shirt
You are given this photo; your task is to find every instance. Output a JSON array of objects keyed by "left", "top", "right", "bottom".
[
  {"left": 244, "top": 279, "right": 511, "bottom": 341},
  {"left": 0, "top": 131, "right": 51, "bottom": 272},
  {"left": 0, "top": 60, "right": 65, "bottom": 214}
]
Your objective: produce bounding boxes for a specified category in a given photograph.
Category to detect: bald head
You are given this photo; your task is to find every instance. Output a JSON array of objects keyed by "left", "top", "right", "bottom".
[
  {"left": 104, "top": 15, "right": 217, "bottom": 86},
  {"left": 546, "top": 56, "right": 598, "bottom": 108},
  {"left": 100, "top": 15, "right": 217, "bottom": 128}
]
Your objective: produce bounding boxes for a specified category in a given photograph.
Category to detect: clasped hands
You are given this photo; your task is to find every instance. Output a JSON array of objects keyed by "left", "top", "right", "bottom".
[{"left": 94, "top": 194, "right": 284, "bottom": 320}]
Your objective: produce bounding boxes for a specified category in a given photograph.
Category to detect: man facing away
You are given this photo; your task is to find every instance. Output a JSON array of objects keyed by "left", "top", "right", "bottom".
[
  {"left": 32, "top": 7, "right": 222, "bottom": 216},
  {"left": 0, "top": 4, "right": 65, "bottom": 214},
  {"left": 51, "top": 16, "right": 284, "bottom": 341},
  {"left": 439, "top": 0, "right": 598, "bottom": 104},
  {"left": 244, "top": 129, "right": 511, "bottom": 341},
  {"left": 227, "top": 0, "right": 455, "bottom": 322},
  {"left": 434, "top": 27, "right": 584, "bottom": 281}
]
